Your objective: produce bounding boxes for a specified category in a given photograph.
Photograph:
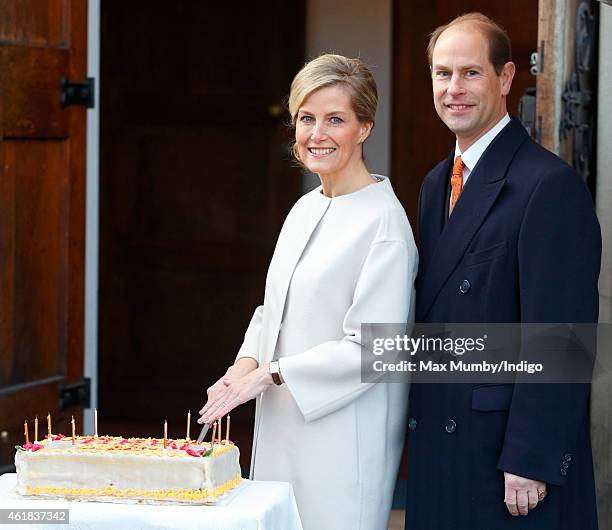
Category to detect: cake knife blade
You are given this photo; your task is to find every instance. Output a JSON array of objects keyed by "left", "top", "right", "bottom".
[{"left": 196, "top": 422, "right": 210, "bottom": 443}]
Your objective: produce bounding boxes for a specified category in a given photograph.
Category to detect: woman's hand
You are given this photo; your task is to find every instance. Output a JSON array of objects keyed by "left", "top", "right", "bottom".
[
  {"left": 198, "top": 358, "right": 257, "bottom": 422},
  {"left": 198, "top": 362, "right": 273, "bottom": 424}
]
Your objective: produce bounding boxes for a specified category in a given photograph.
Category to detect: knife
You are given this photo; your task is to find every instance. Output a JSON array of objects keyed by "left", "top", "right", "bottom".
[{"left": 196, "top": 422, "right": 210, "bottom": 443}]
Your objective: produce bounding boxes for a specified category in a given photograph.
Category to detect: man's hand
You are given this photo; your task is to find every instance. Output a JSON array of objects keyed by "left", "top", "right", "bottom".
[{"left": 504, "top": 472, "right": 546, "bottom": 516}]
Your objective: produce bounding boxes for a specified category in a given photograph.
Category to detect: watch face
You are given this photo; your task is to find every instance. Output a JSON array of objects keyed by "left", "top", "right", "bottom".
[{"left": 270, "top": 362, "right": 282, "bottom": 385}]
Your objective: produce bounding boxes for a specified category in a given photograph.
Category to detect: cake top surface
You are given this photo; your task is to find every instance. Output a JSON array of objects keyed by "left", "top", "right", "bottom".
[{"left": 17, "top": 436, "right": 235, "bottom": 459}]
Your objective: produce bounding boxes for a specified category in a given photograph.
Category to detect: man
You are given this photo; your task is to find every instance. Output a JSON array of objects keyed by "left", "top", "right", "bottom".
[{"left": 405, "top": 13, "right": 601, "bottom": 530}]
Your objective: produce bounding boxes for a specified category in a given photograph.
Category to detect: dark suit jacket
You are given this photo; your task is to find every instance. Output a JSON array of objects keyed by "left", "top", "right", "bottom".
[{"left": 405, "top": 118, "right": 601, "bottom": 530}]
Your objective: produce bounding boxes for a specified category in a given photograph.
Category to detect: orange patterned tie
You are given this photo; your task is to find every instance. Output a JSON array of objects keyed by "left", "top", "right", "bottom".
[{"left": 449, "top": 155, "right": 464, "bottom": 215}]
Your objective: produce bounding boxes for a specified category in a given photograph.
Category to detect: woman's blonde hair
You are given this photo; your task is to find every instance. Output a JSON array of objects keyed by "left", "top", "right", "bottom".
[{"left": 287, "top": 54, "right": 378, "bottom": 163}]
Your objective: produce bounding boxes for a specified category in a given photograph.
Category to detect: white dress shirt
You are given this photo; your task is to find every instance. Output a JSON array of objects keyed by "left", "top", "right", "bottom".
[{"left": 454, "top": 113, "right": 511, "bottom": 186}]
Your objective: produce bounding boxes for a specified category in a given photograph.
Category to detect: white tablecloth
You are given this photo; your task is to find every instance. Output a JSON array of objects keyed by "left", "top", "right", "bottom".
[{"left": 0, "top": 474, "right": 303, "bottom": 530}]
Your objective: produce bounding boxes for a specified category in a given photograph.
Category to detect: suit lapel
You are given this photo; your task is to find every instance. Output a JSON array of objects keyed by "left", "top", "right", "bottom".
[
  {"left": 417, "top": 119, "right": 528, "bottom": 320},
  {"left": 419, "top": 153, "right": 454, "bottom": 261}
]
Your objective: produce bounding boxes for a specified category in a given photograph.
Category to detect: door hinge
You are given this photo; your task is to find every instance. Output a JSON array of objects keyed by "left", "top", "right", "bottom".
[
  {"left": 61, "top": 77, "right": 95, "bottom": 109},
  {"left": 59, "top": 378, "right": 91, "bottom": 410},
  {"left": 530, "top": 51, "right": 539, "bottom": 76}
]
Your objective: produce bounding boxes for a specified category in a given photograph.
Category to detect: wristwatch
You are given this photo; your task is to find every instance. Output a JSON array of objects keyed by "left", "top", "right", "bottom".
[{"left": 269, "top": 361, "right": 283, "bottom": 385}]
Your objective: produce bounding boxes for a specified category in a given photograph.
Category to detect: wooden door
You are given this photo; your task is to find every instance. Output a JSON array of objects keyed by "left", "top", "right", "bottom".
[
  {"left": 98, "top": 1, "right": 305, "bottom": 465},
  {"left": 392, "top": 2, "right": 539, "bottom": 230},
  {"left": 536, "top": 0, "right": 598, "bottom": 193},
  {"left": 0, "top": 0, "right": 88, "bottom": 473}
]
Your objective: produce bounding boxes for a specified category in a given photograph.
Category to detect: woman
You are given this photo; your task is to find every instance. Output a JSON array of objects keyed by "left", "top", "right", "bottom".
[{"left": 199, "top": 54, "right": 417, "bottom": 530}]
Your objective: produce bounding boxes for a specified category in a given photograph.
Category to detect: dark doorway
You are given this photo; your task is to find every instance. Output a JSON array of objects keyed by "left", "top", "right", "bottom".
[{"left": 98, "top": 1, "right": 305, "bottom": 470}]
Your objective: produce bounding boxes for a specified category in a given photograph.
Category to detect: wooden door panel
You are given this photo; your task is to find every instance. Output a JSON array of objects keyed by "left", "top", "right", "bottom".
[
  {"left": 0, "top": 0, "right": 68, "bottom": 46},
  {"left": 123, "top": 94, "right": 281, "bottom": 127},
  {"left": 0, "top": 140, "right": 68, "bottom": 386},
  {"left": 0, "top": 0, "right": 86, "bottom": 473},
  {"left": 0, "top": 382, "right": 57, "bottom": 475},
  {"left": 1, "top": 47, "right": 69, "bottom": 138},
  {"left": 112, "top": 128, "right": 292, "bottom": 242},
  {"left": 0, "top": 149, "right": 16, "bottom": 381}
]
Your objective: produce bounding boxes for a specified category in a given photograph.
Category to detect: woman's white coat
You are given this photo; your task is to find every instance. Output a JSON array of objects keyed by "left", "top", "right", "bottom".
[{"left": 236, "top": 177, "right": 417, "bottom": 530}]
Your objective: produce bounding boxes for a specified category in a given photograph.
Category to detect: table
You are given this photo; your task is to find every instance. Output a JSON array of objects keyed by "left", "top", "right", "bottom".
[{"left": 0, "top": 474, "right": 303, "bottom": 530}]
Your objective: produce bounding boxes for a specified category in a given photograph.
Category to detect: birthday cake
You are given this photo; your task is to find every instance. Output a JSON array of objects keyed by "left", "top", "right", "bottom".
[{"left": 14, "top": 435, "right": 242, "bottom": 505}]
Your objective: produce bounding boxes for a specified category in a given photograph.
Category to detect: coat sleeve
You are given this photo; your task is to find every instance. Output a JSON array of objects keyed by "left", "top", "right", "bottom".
[
  {"left": 235, "top": 305, "right": 264, "bottom": 363},
  {"left": 496, "top": 166, "right": 601, "bottom": 485},
  {"left": 278, "top": 238, "right": 417, "bottom": 423}
]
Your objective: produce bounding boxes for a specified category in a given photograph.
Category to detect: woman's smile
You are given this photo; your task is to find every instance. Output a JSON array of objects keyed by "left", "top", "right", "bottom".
[{"left": 307, "top": 147, "right": 336, "bottom": 157}]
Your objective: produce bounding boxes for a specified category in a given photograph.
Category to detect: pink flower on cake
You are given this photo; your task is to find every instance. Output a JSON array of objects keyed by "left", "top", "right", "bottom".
[{"left": 22, "top": 443, "right": 44, "bottom": 452}]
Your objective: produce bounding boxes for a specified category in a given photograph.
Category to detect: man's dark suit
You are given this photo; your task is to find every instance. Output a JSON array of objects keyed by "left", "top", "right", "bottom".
[{"left": 405, "top": 118, "right": 601, "bottom": 529}]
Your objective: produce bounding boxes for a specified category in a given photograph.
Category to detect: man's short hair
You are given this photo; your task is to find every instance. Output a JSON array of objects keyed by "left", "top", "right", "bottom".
[{"left": 427, "top": 13, "right": 512, "bottom": 75}]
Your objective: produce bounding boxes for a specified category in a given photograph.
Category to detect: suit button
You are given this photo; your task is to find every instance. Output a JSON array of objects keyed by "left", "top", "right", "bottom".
[
  {"left": 560, "top": 468, "right": 567, "bottom": 476},
  {"left": 445, "top": 419, "right": 457, "bottom": 433},
  {"left": 459, "top": 280, "right": 471, "bottom": 294},
  {"left": 408, "top": 418, "right": 418, "bottom": 431},
  {"left": 564, "top": 454, "right": 572, "bottom": 462}
]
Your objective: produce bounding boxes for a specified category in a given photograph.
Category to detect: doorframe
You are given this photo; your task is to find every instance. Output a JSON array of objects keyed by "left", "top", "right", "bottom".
[{"left": 84, "top": 0, "right": 100, "bottom": 435}]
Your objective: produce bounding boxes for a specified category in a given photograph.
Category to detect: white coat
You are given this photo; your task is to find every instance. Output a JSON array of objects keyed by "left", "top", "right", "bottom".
[{"left": 236, "top": 177, "right": 417, "bottom": 530}]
